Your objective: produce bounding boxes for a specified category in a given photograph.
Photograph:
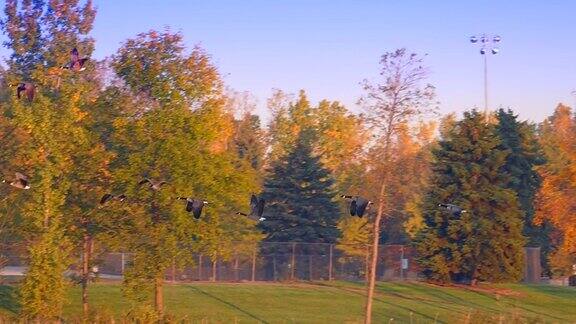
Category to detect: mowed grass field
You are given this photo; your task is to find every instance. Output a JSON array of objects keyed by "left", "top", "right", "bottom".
[{"left": 0, "top": 281, "right": 575, "bottom": 323}]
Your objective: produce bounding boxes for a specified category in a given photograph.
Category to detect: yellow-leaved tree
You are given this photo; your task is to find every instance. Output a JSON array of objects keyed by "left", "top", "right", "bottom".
[{"left": 535, "top": 104, "right": 576, "bottom": 276}]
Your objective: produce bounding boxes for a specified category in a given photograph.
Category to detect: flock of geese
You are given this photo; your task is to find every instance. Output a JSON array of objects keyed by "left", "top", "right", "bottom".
[
  {"left": 0, "top": 171, "right": 463, "bottom": 223},
  {"left": 9, "top": 47, "right": 89, "bottom": 102},
  {"left": 110, "top": 177, "right": 267, "bottom": 221},
  {"left": 340, "top": 196, "right": 466, "bottom": 219},
  {"left": 0, "top": 172, "right": 267, "bottom": 222},
  {"left": 3, "top": 46, "right": 465, "bottom": 225}
]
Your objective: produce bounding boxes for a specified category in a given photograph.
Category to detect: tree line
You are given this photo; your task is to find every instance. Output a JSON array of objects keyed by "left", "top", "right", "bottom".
[{"left": 0, "top": 0, "right": 574, "bottom": 321}]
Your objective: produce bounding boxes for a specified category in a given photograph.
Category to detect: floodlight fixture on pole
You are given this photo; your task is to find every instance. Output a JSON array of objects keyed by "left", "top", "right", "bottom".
[{"left": 470, "top": 34, "right": 501, "bottom": 121}]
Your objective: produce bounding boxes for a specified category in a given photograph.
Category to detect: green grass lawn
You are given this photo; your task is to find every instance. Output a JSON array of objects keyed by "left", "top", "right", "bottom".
[{"left": 0, "top": 281, "right": 575, "bottom": 323}]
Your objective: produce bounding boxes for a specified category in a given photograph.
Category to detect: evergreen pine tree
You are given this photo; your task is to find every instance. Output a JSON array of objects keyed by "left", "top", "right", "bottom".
[
  {"left": 234, "top": 113, "right": 266, "bottom": 171},
  {"left": 415, "top": 110, "right": 525, "bottom": 284},
  {"left": 259, "top": 129, "right": 340, "bottom": 243},
  {"left": 496, "top": 109, "right": 549, "bottom": 269}
]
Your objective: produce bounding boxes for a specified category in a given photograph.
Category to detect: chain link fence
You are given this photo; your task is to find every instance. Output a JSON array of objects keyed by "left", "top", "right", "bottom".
[{"left": 1, "top": 242, "right": 420, "bottom": 282}]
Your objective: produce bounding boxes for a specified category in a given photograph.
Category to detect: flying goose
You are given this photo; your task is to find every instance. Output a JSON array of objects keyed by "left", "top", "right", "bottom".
[
  {"left": 138, "top": 178, "right": 167, "bottom": 191},
  {"left": 2, "top": 172, "right": 30, "bottom": 189},
  {"left": 341, "top": 195, "right": 372, "bottom": 218},
  {"left": 100, "top": 193, "right": 127, "bottom": 205},
  {"left": 10, "top": 83, "right": 35, "bottom": 102},
  {"left": 236, "top": 194, "right": 266, "bottom": 221},
  {"left": 438, "top": 203, "right": 467, "bottom": 215},
  {"left": 63, "top": 48, "right": 89, "bottom": 71},
  {"left": 176, "top": 197, "right": 208, "bottom": 219}
]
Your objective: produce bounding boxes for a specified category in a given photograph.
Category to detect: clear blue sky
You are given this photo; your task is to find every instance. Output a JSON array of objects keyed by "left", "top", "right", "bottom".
[{"left": 2, "top": 0, "right": 575, "bottom": 123}]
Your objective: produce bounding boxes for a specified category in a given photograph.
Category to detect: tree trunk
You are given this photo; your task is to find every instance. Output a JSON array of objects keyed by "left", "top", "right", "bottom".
[
  {"left": 198, "top": 254, "right": 203, "bottom": 281},
  {"left": 470, "top": 264, "right": 479, "bottom": 286},
  {"left": 155, "top": 276, "right": 164, "bottom": 317},
  {"left": 364, "top": 182, "right": 387, "bottom": 324},
  {"left": 363, "top": 120, "right": 394, "bottom": 324},
  {"left": 211, "top": 259, "right": 217, "bottom": 282},
  {"left": 308, "top": 254, "right": 313, "bottom": 281},
  {"left": 234, "top": 257, "right": 239, "bottom": 282},
  {"left": 272, "top": 255, "right": 277, "bottom": 281},
  {"left": 171, "top": 260, "right": 176, "bottom": 283},
  {"left": 81, "top": 233, "right": 90, "bottom": 318},
  {"left": 365, "top": 244, "right": 370, "bottom": 282}
]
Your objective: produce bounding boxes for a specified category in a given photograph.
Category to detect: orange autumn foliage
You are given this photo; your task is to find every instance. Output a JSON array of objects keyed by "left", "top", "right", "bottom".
[{"left": 535, "top": 104, "right": 576, "bottom": 274}]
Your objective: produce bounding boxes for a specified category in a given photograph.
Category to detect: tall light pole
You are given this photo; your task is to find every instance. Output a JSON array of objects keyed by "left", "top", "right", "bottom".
[{"left": 470, "top": 34, "right": 501, "bottom": 121}]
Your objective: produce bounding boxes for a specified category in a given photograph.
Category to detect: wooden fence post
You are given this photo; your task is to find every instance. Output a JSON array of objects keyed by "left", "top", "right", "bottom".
[
  {"left": 291, "top": 242, "right": 296, "bottom": 280},
  {"left": 328, "top": 244, "right": 333, "bottom": 281}
]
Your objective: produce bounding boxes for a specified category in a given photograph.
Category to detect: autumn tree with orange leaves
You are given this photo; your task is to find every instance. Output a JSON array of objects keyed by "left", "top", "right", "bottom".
[{"left": 536, "top": 104, "right": 576, "bottom": 276}]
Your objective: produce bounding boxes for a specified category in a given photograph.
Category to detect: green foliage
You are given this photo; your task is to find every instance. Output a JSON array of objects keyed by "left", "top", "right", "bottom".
[
  {"left": 234, "top": 113, "right": 266, "bottom": 171},
  {"left": 19, "top": 226, "right": 71, "bottom": 319},
  {"left": 336, "top": 217, "right": 370, "bottom": 258},
  {"left": 267, "top": 90, "right": 314, "bottom": 161},
  {"left": 415, "top": 110, "right": 526, "bottom": 283},
  {"left": 315, "top": 99, "right": 368, "bottom": 194},
  {"left": 1, "top": 0, "right": 45, "bottom": 77},
  {"left": 0, "top": 0, "right": 102, "bottom": 319},
  {"left": 496, "top": 109, "right": 550, "bottom": 269},
  {"left": 260, "top": 130, "right": 341, "bottom": 243},
  {"left": 112, "top": 30, "right": 221, "bottom": 108},
  {"left": 108, "top": 30, "right": 261, "bottom": 309}
]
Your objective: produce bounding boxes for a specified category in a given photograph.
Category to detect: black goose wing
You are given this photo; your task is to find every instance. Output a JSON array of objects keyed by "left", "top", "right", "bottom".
[
  {"left": 138, "top": 178, "right": 151, "bottom": 186},
  {"left": 450, "top": 205, "right": 464, "bottom": 214},
  {"left": 249, "top": 194, "right": 258, "bottom": 216},
  {"left": 439, "top": 203, "right": 463, "bottom": 214},
  {"left": 100, "top": 193, "right": 113, "bottom": 205},
  {"left": 356, "top": 197, "right": 370, "bottom": 218},
  {"left": 185, "top": 200, "right": 194, "bottom": 213},
  {"left": 349, "top": 200, "right": 357, "bottom": 216},
  {"left": 71, "top": 48, "right": 79, "bottom": 62},
  {"left": 20, "top": 179, "right": 29, "bottom": 187},
  {"left": 257, "top": 198, "right": 265, "bottom": 218},
  {"left": 16, "top": 83, "right": 25, "bottom": 99},
  {"left": 192, "top": 199, "right": 204, "bottom": 219},
  {"left": 77, "top": 58, "right": 89, "bottom": 70}
]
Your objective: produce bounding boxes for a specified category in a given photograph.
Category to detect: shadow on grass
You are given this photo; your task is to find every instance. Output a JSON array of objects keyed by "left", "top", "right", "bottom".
[
  {"left": 517, "top": 284, "right": 576, "bottom": 299},
  {"left": 400, "top": 283, "right": 505, "bottom": 314},
  {"left": 0, "top": 285, "right": 20, "bottom": 315},
  {"left": 311, "top": 281, "right": 437, "bottom": 322},
  {"left": 499, "top": 301, "right": 566, "bottom": 321},
  {"left": 390, "top": 283, "right": 570, "bottom": 322},
  {"left": 187, "top": 286, "right": 269, "bottom": 324}
]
